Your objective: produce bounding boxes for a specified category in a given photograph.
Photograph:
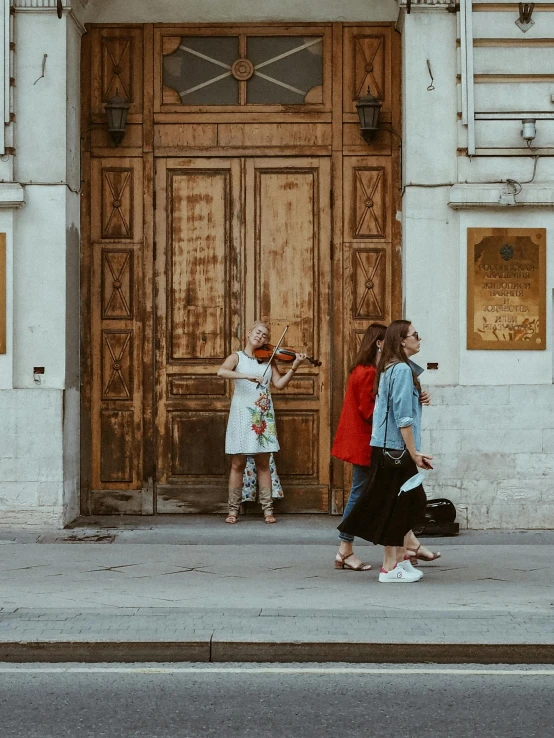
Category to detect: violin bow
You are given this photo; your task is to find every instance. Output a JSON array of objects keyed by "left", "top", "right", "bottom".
[{"left": 257, "top": 325, "right": 289, "bottom": 388}]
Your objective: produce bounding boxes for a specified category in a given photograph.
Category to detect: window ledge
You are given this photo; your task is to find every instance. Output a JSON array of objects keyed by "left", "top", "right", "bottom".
[
  {"left": 449, "top": 183, "right": 554, "bottom": 209},
  {"left": 0, "top": 183, "right": 25, "bottom": 209}
]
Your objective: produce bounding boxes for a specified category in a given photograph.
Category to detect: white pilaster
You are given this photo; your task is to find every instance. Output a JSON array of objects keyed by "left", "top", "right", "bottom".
[
  {"left": 4, "top": 1, "right": 82, "bottom": 526},
  {"left": 400, "top": 4, "right": 460, "bottom": 384}
]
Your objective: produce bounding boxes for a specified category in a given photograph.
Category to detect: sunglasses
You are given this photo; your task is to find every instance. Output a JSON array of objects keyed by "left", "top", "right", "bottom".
[{"left": 405, "top": 332, "right": 420, "bottom": 341}]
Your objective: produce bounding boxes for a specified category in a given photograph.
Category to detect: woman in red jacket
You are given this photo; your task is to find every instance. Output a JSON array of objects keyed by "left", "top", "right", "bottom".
[{"left": 332, "top": 322, "right": 387, "bottom": 571}]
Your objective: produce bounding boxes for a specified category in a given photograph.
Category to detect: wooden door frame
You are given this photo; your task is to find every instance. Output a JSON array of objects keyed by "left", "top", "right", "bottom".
[{"left": 80, "top": 22, "right": 402, "bottom": 516}]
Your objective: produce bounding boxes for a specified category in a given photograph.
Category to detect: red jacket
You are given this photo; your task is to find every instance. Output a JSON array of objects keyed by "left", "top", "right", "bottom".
[{"left": 331, "top": 365, "right": 376, "bottom": 467}]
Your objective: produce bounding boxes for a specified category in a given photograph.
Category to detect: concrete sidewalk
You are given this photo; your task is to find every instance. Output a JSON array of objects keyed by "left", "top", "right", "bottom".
[{"left": 0, "top": 517, "right": 553, "bottom": 663}]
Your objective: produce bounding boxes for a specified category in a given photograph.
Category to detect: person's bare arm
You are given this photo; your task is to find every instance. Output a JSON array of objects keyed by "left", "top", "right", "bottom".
[
  {"left": 271, "top": 353, "right": 307, "bottom": 390},
  {"left": 217, "top": 353, "right": 263, "bottom": 383}
]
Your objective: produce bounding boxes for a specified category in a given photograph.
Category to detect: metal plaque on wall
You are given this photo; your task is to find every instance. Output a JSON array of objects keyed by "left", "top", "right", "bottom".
[{"left": 467, "top": 228, "right": 546, "bottom": 351}]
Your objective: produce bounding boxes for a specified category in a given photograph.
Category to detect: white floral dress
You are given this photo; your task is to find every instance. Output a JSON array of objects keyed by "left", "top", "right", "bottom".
[{"left": 225, "top": 351, "right": 280, "bottom": 455}]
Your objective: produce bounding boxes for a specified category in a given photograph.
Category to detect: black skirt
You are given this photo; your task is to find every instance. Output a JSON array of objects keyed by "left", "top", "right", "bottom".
[{"left": 337, "top": 447, "right": 427, "bottom": 547}]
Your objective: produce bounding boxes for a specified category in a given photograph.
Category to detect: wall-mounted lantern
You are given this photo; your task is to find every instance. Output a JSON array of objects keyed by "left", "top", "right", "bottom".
[
  {"left": 104, "top": 93, "right": 130, "bottom": 146},
  {"left": 356, "top": 88, "right": 383, "bottom": 144}
]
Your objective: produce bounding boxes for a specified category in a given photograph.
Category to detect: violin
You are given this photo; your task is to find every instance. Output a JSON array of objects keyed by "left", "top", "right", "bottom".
[{"left": 254, "top": 343, "right": 322, "bottom": 368}]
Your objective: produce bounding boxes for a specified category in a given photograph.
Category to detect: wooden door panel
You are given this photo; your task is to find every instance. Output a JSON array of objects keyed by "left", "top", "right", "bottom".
[
  {"left": 102, "top": 249, "right": 134, "bottom": 320},
  {"left": 343, "top": 26, "right": 393, "bottom": 119},
  {"left": 275, "top": 413, "right": 318, "bottom": 478},
  {"left": 343, "top": 156, "right": 393, "bottom": 242},
  {"left": 100, "top": 409, "right": 135, "bottom": 483},
  {"left": 90, "top": 26, "right": 144, "bottom": 119},
  {"left": 246, "top": 157, "right": 331, "bottom": 510},
  {"left": 246, "top": 158, "right": 329, "bottom": 362},
  {"left": 169, "top": 412, "right": 228, "bottom": 477},
  {"left": 170, "top": 169, "right": 230, "bottom": 361},
  {"left": 88, "top": 157, "right": 144, "bottom": 511},
  {"left": 255, "top": 169, "right": 317, "bottom": 352},
  {"left": 351, "top": 246, "right": 390, "bottom": 322},
  {"left": 155, "top": 158, "right": 241, "bottom": 511},
  {"left": 92, "top": 158, "right": 144, "bottom": 243}
]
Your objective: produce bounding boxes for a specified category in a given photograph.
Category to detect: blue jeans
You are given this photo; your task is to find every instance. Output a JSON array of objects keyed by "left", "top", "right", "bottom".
[{"left": 338, "top": 464, "right": 371, "bottom": 543}]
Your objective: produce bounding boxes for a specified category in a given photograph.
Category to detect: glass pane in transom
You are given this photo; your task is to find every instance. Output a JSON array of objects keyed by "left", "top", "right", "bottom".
[
  {"left": 246, "top": 36, "right": 323, "bottom": 105},
  {"left": 163, "top": 36, "right": 239, "bottom": 105}
]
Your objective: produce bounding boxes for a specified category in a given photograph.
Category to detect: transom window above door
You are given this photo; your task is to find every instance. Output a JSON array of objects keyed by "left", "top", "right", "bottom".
[{"left": 162, "top": 33, "right": 325, "bottom": 107}]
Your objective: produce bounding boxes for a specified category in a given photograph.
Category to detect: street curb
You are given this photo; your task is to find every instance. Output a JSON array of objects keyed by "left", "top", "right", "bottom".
[{"left": 0, "top": 641, "right": 553, "bottom": 664}]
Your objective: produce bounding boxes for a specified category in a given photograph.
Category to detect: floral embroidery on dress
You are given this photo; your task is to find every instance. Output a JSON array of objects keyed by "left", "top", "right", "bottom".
[
  {"left": 247, "top": 390, "right": 277, "bottom": 448},
  {"left": 254, "top": 392, "right": 272, "bottom": 414}
]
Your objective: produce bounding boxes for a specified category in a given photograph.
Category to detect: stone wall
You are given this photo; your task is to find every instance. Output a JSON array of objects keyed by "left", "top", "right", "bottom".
[
  {"left": 0, "top": 390, "right": 65, "bottom": 527},
  {"left": 422, "top": 385, "right": 554, "bottom": 529}
]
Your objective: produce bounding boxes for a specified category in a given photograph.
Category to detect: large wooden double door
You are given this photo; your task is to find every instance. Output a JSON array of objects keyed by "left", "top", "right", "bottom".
[
  {"left": 155, "top": 157, "right": 330, "bottom": 512},
  {"left": 80, "top": 22, "right": 401, "bottom": 515}
]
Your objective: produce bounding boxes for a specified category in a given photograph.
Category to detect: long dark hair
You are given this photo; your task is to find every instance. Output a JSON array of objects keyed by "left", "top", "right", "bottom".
[
  {"left": 374, "top": 319, "right": 421, "bottom": 394},
  {"left": 350, "top": 323, "right": 387, "bottom": 372}
]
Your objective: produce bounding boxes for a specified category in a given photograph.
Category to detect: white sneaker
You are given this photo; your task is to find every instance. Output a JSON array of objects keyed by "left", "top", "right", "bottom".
[
  {"left": 378, "top": 565, "right": 420, "bottom": 583},
  {"left": 399, "top": 559, "right": 424, "bottom": 580}
]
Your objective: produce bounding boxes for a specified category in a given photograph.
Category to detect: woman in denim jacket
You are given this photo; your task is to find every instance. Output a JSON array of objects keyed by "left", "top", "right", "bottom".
[{"left": 338, "top": 320, "right": 441, "bottom": 583}]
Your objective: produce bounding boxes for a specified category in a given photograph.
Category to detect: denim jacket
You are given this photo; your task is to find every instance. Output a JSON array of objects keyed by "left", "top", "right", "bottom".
[{"left": 370, "top": 360, "right": 424, "bottom": 451}]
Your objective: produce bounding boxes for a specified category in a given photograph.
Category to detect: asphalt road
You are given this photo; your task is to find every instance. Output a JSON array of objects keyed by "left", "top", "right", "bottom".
[{"left": 0, "top": 663, "right": 552, "bottom": 737}]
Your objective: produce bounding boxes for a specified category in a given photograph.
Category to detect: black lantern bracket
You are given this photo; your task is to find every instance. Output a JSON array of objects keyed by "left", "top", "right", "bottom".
[{"left": 104, "top": 93, "right": 130, "bottom": 147}]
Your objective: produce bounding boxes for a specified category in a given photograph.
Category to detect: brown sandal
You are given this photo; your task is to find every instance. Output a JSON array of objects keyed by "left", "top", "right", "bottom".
[
  {"left": 264, "top": 514, "right": 277, "bottom": 524},
  {"left": 334, "top": 551, "right": 372, "bottom": 571},
  {"left": 410, "top": 544, "right": 441, "bottom": 564},
  {"left": 225, "top": 514, "right": 238, "bottom": 524}
]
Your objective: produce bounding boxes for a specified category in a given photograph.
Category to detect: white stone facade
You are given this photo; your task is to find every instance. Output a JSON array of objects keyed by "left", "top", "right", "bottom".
[
  {"left": 400, "top": 1, "right": 554, "bottom": 528},
  {"left": 0, "top": 0, "right": 553, "bottom": 528}
]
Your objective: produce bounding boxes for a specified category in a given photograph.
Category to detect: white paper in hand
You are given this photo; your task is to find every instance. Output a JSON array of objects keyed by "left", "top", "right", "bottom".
[{"left": 398, "top": 471, "right": 426, "bottom": 496}]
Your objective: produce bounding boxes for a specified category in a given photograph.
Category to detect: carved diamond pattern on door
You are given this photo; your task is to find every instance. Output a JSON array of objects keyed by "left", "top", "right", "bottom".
[
  {"left": 102, "top": 36, "right": 134, "bottom": 103},
  {"left": 90, "top": 27, "right": 143, "bottom": 116},
  {"left": 102, "top": 330, "right": 133, "bottom": 400},
  {"left": 353, "top": 167, "right": 386, "bottom": 239},
  {"left": 102, "top": 249, "right": 133, "bottom": 320},
  {"left": 353, "top": 35, "right": 385, "bottom": 102},
  {"left": 343, "top": 27, "right": 392, "bottom": 116},
  {"left": 102, "top": 168, "right": 134, "bottom": 240},
  {"left": 343, "top": 157, "right": 392, "bottom": 242},
  {"left": 352, "top": 248, "right": 387, "bottom": 320}
]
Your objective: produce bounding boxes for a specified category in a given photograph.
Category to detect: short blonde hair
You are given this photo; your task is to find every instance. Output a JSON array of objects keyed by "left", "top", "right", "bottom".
[{"left": 248, "top": 321, "right": 270, "bottom": 336}]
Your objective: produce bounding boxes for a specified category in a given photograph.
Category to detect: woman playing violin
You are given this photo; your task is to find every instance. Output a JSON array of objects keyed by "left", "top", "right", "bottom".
[{"left": 217, "top": 321, "right": 307, "bottom": 524}]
